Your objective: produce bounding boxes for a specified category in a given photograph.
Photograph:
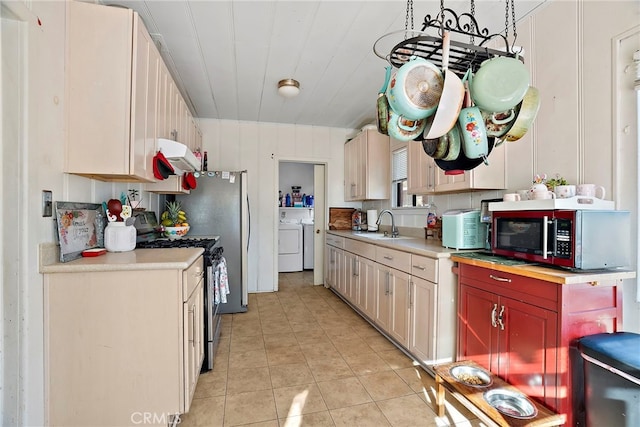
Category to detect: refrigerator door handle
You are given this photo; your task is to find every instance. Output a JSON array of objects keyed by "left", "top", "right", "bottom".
[{"left": 241, "top": 171, "right": 249, "bottom": 307}]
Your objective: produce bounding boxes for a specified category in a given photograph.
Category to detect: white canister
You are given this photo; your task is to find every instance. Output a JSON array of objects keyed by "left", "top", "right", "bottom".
[{"left": 104, "top": 222, "right": 136, "bottom": 252}]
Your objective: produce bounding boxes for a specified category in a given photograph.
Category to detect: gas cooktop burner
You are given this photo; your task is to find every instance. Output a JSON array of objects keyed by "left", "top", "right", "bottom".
[{"left": 136, "top": 237, "right": 219, "bottom": 250}]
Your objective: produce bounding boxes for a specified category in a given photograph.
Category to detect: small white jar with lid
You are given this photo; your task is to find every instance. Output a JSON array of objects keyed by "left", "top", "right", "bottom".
[{"left": 104, "top": 222, "right": 136, "bottom": 252}]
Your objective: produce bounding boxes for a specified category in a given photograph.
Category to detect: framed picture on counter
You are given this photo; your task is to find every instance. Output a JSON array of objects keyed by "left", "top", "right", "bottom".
[{"left": 55, "top": 201, "right": 105, "bottom": 262}]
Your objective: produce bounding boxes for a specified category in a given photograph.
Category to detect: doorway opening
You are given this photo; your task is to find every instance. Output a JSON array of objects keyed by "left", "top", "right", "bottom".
[{"left": 277, "top": 161, "right": 326, "bottom": 287}]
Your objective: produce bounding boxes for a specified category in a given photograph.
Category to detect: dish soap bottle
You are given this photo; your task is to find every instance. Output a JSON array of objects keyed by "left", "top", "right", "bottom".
[{"left": 426, "top": 202, "right": 438, "bottom": 229}]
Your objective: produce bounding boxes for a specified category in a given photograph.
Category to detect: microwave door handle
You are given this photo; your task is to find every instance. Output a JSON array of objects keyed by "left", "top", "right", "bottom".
[{"left": 542, "top": 215, "right": 549, "bottom": 259}]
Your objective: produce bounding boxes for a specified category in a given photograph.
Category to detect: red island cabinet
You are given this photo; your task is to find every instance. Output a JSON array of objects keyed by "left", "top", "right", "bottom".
[{"left": 455, "top": 262, "right": 627, "bottom": 427}]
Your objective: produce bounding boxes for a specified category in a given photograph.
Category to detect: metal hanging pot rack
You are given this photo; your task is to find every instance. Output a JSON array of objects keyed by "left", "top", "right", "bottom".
[{"left": 373, "top": 2, "right": 523, "bottom": 79}]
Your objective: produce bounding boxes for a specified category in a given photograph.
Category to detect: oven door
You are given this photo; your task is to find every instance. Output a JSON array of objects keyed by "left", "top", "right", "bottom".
[{"left": 492, "top": 210, "right": 555, "bottom": 263}]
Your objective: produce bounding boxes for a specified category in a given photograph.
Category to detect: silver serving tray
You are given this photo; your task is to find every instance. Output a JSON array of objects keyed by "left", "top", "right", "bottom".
[
  {"left": 449, "top": 365, "right": 493, "bottom": 388},
  {"left": 483, "top": 388, "right": 538, "bottom": 419}
]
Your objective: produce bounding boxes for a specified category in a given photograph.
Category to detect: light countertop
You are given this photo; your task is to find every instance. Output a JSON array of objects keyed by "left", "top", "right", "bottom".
[
  {"left": 40, "top": 244, "right": 204, "bottom": 273},
  {"left": 326, "top": 229, "right": 474, "bottom": 259},
  {"left": 326, "top": 230, "right": 636, "bottom": 285}
]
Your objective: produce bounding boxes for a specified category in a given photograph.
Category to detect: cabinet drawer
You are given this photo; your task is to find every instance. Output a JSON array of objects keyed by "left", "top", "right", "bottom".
[
  {"left": 376, "top": 246, "right": 412, "bottom": 273},
  {"left": 459, "top": 264, "right": 558, "bottom": 310},
  {"left": 410, "top": 254, "right": 438, "bottom": 282},
  {"left": 326, "top": 234, "right": 344, "bottom": 248},
  {"left": 344, "top": 238, "right": 376, "bottom": 260},
  {"left": 183, "top": 257, "right": 204, "bottom": 300}
]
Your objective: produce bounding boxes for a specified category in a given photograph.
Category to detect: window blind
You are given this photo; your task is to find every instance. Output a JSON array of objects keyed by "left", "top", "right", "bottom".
[{"left": 392, "top": 148, "right": 407, "bottom": 181}]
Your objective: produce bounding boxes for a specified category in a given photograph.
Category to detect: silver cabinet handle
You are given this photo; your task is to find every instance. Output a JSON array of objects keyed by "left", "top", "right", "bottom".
[
  {"left": 491, "top": 303, "right": 498, "bottom": 328},
  {"left": 383, "top": 255, "right": 393, "bottom": 260},
  {"left": 412, "top": 265, "right": 426, "bottom": 270},
  {"left": 489, "top": 274, "right": 511, "bottom": 283},
  {"left": 497, "top": 305, "right": 505, "bottom": 330}
]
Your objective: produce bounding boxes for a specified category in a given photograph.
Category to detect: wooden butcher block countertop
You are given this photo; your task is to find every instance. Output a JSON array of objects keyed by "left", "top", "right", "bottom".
[{"left": 451, "top": 252, "right": 636, "bottom": 285}]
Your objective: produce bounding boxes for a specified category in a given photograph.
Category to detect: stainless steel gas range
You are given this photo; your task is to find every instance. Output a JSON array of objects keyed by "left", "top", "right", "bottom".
[{"left": 134, "top": 211, "right": 222, "bottom": 372}]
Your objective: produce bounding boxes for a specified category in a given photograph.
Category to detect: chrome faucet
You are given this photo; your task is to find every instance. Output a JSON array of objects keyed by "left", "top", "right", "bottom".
[{"left": 376, "top": 209, "right": 399, "bottom": 237}]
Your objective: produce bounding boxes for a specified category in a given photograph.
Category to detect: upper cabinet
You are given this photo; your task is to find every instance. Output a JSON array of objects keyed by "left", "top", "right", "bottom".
[
  {"left": 405, "top": 138, "right": 506, "bottom": 195},
  {"left": 407, "top": 140, "right": 441, "bottom": 194},
  {"left": 433, "top": 140, "right": 507, "bottom": 193},
  {"left": 65, "top": 1, "right": 201, "bottom": 183},
  {"left": 344, "top": 129, "right": 390, "bottom": 201}
]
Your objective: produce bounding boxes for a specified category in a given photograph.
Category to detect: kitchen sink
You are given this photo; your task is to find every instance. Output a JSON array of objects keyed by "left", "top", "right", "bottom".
[{"left": 356, "top": 234, "right": 415, "bottom": 241}]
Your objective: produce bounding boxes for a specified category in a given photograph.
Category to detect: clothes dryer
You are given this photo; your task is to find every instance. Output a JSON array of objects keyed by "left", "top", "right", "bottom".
[{"left": 278, "top": 220, "right": 303, "bottom": 272}]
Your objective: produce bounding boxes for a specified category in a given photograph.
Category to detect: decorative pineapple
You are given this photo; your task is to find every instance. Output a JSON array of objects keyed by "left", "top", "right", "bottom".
[{"left": 161, "top": 201, "right": 188, "bottom": 227}]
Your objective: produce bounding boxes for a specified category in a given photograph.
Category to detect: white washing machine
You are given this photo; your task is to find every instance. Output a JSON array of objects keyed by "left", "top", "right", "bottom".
[
  {"left": 302, "top": 219, "right": 314, "bottom": 269},
  {"left": 278, "top": 220, "right": 303, "bottom": 272}
]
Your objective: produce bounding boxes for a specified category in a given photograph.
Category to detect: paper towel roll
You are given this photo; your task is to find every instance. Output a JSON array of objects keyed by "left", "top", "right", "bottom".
[{"left": 367, "top": 210, "right": 378, "bottom": 224}]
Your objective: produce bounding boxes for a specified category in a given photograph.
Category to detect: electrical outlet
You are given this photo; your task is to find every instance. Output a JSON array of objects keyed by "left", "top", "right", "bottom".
[{"left": 42, "top": 190, "right": 53, "bottom": 217}]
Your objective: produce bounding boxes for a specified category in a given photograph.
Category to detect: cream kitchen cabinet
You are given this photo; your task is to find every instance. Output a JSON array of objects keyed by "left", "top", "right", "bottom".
[
  {"left": 325, "top": 232, "right": 457, "bottom": 369},
  {"left": 407, "top": 140, "right": 442, "bottom": 194},
  {"left": 325, "top": 235, "right": 345, "bottom": 293},
  {"left": 343, "top": 238, "right": 376, "bottom": 311},
  {"left": 66, "top": 1, "right": 201, "bottom": 184},
  {"left": 44, "top": 252, "right": 204, "bottom": 426},
  {"left": 344, "top": 129, "right": 390, "bottom": 201},
  {"left": 375, "top": 246, "right": 411, "bottom": 348},
  {"left": 66, "top": 1, "right": 158, "bottom": 182},
  {"left": 433, "top": 139, "right": 507, "bottom": 193}
]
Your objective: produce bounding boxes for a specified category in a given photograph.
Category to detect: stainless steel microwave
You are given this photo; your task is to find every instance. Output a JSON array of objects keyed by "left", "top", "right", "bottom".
[{"left": 491, "top": 209, "right": 630, "bottom": 269}]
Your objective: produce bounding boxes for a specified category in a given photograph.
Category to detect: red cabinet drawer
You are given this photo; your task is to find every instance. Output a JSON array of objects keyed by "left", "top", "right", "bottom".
[{"left": 458, "top": 264, "right": 558, "bottom": 311}]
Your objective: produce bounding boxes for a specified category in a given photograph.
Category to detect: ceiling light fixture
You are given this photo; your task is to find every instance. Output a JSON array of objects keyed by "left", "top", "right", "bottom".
[{"left": 278, "top": 79, "right": 300, "bottom": 98}]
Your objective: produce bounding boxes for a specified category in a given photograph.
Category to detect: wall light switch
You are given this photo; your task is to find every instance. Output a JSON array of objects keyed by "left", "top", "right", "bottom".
[{"left": 42, "top": 190, "right": 53, "bottom": 217}]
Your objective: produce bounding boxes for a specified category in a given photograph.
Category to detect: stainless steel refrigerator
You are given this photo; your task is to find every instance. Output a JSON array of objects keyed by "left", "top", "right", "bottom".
[{"left": 176, "top": 170, "right": 249, "bottom": 314}]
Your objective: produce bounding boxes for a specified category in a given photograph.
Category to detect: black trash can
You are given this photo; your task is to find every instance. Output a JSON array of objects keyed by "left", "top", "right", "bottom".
[{"left": 578, "top": 332, "right": 640, "bottom": 427}]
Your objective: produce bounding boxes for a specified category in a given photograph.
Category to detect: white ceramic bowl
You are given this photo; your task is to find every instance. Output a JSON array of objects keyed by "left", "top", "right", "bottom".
[{"left": 164, "top": 225, "right": 190, "bottom": 239}]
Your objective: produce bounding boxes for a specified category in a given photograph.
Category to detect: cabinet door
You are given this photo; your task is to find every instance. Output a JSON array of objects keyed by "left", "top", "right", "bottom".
[
  {"left": 156, "top": 63, "right": 169, "bottom": 139},
  {"left": 374, "top": 264, "right": 391, "bottom": 331},
  {"left": 326, "top": 245, "right": 339, "bottom": 290},
  {"left": 409, "top": 276, "right": 437, "bottom": 364},
  {"left": 335, "top": 248, "right": 346, "bottom": 296},
  {"left": 498, "top": 296, "right": 558, "bottom": 409},
  {"left": 434, "top": 141, "right": 506, "bottom": 193},
  {"left": 344, "top": 136, "right": 361, "bottom": 201},
  {"left": 388, "top": 268, "right": 411, "bottom": 347},
  {"left": 457, "top": 284, "right": 500, "bottom": 372},
  {"left": 360, "top": 257, "right": 376, "bottom": 319},
  {"left": 183, "top": 280, "right": 204, "bottom": 412},
  {"left": 407, "top": 140, "right": 436, "bottom": 194},
  {"left": 343, "top": 251, "right": 356, "bottom": 302}
]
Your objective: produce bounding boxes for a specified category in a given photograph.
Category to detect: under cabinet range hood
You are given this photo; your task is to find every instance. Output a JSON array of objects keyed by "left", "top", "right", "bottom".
[{"left": 157, "top": 138, "right": 199, "bottom": 173}]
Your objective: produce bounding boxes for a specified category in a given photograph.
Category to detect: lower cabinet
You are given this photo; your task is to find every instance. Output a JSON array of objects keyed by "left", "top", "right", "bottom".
[
  {"left": 325, "top": 234, "right": 456, "bottom": 368},
  {"left": 374, "top": 263, "right": 410, "bottom": 348},
  {"left": 456, "top": 263, "right": 624, "bottom": 426},
  {"left": 325, "top": 236, "right": 344, "bottom": 292},
  {"left": 44, "top": 256, "right": 204, "bottom": 426},
  {"left": 409, "top": 277, "right": 437, "bottom": 364},
  {"left": 183, "top": 278, "right": 205, "bottom": 407}
]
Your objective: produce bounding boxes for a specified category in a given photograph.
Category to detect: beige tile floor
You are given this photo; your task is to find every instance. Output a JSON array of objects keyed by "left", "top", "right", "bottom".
[{"left": 179, "top": 272, "right": 481, "bottom": 427}]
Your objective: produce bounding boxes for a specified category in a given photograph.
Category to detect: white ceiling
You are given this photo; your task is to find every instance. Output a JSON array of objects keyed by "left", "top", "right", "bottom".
[{"left": 101, "top": 0, "right": 548, "bottom": 129}]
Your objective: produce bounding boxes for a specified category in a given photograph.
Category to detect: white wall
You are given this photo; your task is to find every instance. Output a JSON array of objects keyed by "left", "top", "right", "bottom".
[
  {"left": 199, "top": 119, "right": 353, "bottom": 293},
  {"left": 279, "top": 161, "right": 314, "bottom": 201}
]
